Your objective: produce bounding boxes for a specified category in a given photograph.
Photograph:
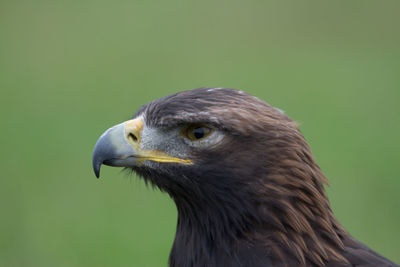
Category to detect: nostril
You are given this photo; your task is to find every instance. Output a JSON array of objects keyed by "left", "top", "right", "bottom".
[{"left": 128, "top": 133, "right": 138, "bottom": 142}]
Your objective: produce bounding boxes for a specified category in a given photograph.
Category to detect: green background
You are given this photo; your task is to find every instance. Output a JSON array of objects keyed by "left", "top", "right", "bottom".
[{"left": 1, "top": 1, "right": 399, "bottom": 266}]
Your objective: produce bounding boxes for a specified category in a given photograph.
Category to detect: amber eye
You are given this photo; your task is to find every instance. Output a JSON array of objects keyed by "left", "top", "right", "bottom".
[{"left": 183, "top": 124, "right": 213, "bottom": 141}]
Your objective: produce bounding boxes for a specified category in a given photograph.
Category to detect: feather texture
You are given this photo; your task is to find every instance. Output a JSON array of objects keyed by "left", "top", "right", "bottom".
[{"left": 127, "top": 88, "right": 398, "bottom": 267}]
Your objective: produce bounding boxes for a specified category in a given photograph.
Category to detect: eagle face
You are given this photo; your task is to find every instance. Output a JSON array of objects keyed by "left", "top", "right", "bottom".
[
  {"left": 93, "top": 87, "right": 294, "bottom": 195},
  {"left": 93, "top": 116, "right": 227, "bottom": 191}
]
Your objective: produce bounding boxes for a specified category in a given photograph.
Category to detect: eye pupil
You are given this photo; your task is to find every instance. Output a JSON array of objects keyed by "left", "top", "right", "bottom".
[{"left": 193, "top": 127, "right": 205, "bottom": 139}]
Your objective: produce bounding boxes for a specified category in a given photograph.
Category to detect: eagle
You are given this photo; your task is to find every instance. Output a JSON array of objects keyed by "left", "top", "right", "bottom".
[{"left": 92, "top": 88, "right": 398, "bottom": 267}]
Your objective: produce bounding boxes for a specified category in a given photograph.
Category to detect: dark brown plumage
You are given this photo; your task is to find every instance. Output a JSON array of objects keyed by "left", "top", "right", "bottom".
[{"left": 93, "top": 88, "right": 398, "bottom": 267}]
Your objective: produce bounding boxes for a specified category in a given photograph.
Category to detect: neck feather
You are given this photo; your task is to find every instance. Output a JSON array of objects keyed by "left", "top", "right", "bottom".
[{"left": 168, "top": 140, "right": 350, "bottom": 267}]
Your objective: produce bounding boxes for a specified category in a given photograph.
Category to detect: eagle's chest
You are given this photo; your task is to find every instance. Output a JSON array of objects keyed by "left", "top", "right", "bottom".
[{"left": 169, "top": 236, "right": 275, "bottom": 267}]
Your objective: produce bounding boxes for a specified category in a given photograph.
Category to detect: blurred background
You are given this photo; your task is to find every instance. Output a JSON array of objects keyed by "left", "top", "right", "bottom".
[{"left": 1, "top": 0, "right": 399, "bottom": 266}]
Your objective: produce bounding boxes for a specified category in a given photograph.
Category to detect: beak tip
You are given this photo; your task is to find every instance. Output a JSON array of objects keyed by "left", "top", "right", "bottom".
[{"left": 92, "top": 157, "right": 102, "bottom": 179}]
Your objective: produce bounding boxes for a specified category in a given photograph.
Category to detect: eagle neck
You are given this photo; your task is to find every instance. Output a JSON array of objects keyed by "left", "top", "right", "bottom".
[
  {"left": 168, "top": 182, "right": 258, "bottom": 267},
  {"left": 250, "top": 134, "right": 351, "bottom": 266}
]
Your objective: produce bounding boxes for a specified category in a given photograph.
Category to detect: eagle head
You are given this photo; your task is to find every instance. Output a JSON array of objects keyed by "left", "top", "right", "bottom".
[{"left": 93, "top": 88, "right": 299, "bottom": 194}]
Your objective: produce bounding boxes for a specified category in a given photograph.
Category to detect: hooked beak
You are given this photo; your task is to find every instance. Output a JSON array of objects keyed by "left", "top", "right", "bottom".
[{"left": 92, "top": 117, "right": 192, "bottom": 178}]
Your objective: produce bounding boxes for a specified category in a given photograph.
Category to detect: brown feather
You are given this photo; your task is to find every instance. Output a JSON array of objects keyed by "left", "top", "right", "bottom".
[{"left": 130, "top": 88, "right": 398, "bottom": 267}]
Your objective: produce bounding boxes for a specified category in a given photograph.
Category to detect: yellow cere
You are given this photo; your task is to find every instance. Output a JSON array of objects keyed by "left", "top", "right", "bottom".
[{"left": 124, "top": 117, "right": 144, "bottom": 149}]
